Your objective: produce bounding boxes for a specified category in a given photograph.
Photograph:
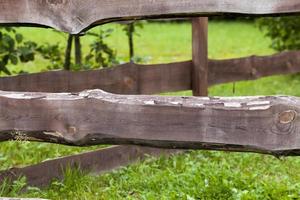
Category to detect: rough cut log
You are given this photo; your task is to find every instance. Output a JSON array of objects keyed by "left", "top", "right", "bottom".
[
  {"left": 0, "top": 51, "right": 300, "bottom": 93},
  {"left": 192, "top": 17, "right": 208, "bottom": 96},
  {"left": 0, "top": 145, "right": 179, "bottom": 187},
  {"left": 0, "top": 62, "right": 190, "bottom": 187},
  {"left": 1, "top": 0, "right": 300, "bottom": 33},
  {"left": 0, "top": 89, "right": 299, "bottom": 156}
]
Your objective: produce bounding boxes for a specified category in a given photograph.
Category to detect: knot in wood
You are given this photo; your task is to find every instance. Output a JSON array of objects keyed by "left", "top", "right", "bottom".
[
  {"left": 68, "top": 126, "right": 77, "bottom": 135},
  {"left": 123, "top": 77, "right": 134, "bottom": 89},
  {"left": 279, "top": 110, "right": 297, "bottom": 124},
  {"left": 251, "top": 68, "right": 257, "bottom": 77}
]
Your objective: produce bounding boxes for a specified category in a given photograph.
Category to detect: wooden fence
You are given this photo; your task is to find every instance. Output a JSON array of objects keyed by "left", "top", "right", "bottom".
[
  {"left": 0, "top": 51, "right": 298, "bottom": 94},
  {"left": 1, "top": 0, "right": 300, "bottom": 188},
  {"left": 1, "top": 0, "right": 300, "bottom": 34}
]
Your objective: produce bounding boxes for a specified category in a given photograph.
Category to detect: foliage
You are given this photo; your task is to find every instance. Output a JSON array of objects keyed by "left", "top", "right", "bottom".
[
  {"left": 0, "top": 28, "right": 65, "bottom": 74},
  {"left": 122, "top": 21, "right": 144, "bottom": 62},
  {"left": 2, "top": 152, "right": 300, "bottom": 199},
  {"left": 257, "top": 16, "right": 300, "bottom": 51},
  {"left": 122, "top": 22, "right": 144, "bottom": 37},
  {"left": 84, "top": 29, "right": 118, "bottom": 69},
  {"left": 0, "top": 28, "right": 35, "bottom": 75},
  {"left": 36, "top": 43, "right": 63, "bottom": 70},
  {"left": 0, "top": 27, "right": 118, "bottom": 74}
]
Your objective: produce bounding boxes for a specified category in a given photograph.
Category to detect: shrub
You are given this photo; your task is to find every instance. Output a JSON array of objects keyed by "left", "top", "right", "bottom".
[
  {"left": 0, "top": 28, "right": 36, "bottom": 75},
  {"left": 257, "top": 16, "right": 300, "bottom": 51}
]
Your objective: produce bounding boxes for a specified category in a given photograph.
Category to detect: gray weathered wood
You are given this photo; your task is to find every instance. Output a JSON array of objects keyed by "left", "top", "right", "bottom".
[
  {"left": 0, "top": 89, "right": 299, "bottom": 156},
  {"left": 192, "top": 17, "right": 208, "bottom": 96},
  {"left": 1, "top": 0, "right": 300, "bottom": 33}
]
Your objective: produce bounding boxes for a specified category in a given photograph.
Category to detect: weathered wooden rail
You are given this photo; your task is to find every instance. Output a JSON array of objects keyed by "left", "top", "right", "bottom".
[
  {"left": 0, "top": 89, "right": 299, "bottom": 156},
  {"left": 1, "top": 0, "right": 300, "bottom": 190},
  {"left": 1, "top": 0, "right": 300, "bottom": 34},
  {"left": 0, "top": 51, "right": 298, "bottom": 94}
]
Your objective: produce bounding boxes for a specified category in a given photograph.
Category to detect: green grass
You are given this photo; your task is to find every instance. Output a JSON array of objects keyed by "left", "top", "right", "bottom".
[{"left": 2, "top": 20, "right": 300, "bottom": 199}]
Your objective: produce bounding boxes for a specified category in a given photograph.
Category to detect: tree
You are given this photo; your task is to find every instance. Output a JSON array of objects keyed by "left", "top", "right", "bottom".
[
  {"left": 122, "top": 21, "right": 144, "bottom": 62},
  {"left": 0, "top": 22, "right": 145, "bottom": 74}
]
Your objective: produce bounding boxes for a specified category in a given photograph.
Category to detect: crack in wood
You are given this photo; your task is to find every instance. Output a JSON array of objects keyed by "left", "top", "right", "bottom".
[{"left": 0, "top": 90, "right": 299, "bottom": 156}]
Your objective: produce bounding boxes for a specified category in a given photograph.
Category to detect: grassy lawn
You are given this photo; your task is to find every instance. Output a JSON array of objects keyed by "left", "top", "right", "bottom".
[{"left": 1, "top": 20, "right": 300, "bottom": 199}]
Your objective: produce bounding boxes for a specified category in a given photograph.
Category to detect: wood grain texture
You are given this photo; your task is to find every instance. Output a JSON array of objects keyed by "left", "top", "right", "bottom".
[
  {"left": 0, "top": 89, "right": 299, "bottom": 156},
  {"left": 209, "top": 51, "right": 300, "bottom": 85},
  {"left": 192, "top": 17, "right": 208, "bottom": 96},
  {"left": 1, "top": 51, "right": 300, "bottom": 94},
  {"left": 1, "top": 0, "right": 300, "bottom": 33},
  {"left": 0, "top": 62, "right": 192, "bottom": 94},
  {"left": 0, "top": 145, "right": 179, "bottom": 187}
]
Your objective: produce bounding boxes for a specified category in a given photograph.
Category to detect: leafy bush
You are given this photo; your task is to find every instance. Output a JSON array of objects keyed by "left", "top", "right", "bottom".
[
  {"left": 257, "top": 16, "right": 300, "bottom": 51},
  {"left": 0, "top": 28, "right": 65, "bottom": 74},
  {"left": 0, "top": 21, "right": 147, "bottom": 74},
  {"left": 37, "top": 43, "right": 63, "bottom": 70},
  {"left": 0, "top": 27, "right": 119, "bottom": 73},
  {"left": 0, "top": 28, "right": 36, "bottom": 75},
  {"left": 84, "top": 28, "right": 118, "bottom": 69}
]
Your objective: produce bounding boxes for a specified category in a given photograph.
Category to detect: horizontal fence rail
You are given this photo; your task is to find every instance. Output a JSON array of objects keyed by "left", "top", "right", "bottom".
[
  {"left": 0, "top": 62, "right": 191, "bottom": 94},
  {"left": 0, "top": 51, "right": 299, "bottom": 94},
  {"left": 0, "top": 0, "right": 300, "bottom": 33},
  {"left": 0, "top": 146, "right": 179, "bottom": 187},
  {"left": 0, "top": 89, "right": 299, "bottom": 156},
  {"left": 210, "top": 50, "right": 300, "bottom": 85},
  {"left": 0, "top": 61, "right": 191, "bottom": 187}
]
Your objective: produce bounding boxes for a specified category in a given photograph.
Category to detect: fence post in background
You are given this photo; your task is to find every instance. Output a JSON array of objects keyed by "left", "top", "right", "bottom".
[
  {"left": 74, "top": 35, "right": 82, "bottom": 67},
  {"left": 63, "top": 34, "right": 73, "bottom": 70},
  {"left": 192, "top": 17, "right": 208, "bottom": 96}
]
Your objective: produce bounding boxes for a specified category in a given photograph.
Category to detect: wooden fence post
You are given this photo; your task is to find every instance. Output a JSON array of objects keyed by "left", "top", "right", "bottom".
[
  {"left": 74, "top": 35, "right": 82, "bottom": 67},
  {"left": 192, "top": 17, "right": 208, "bottom": 96},
  {"left": 63, "top": 34, "right": 73, "bottom": 70}
]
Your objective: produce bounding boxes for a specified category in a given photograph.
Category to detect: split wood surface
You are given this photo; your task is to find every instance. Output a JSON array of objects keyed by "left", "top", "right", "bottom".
[{"left": 0, "top": 89, "right": 299, "bottom": 156}]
